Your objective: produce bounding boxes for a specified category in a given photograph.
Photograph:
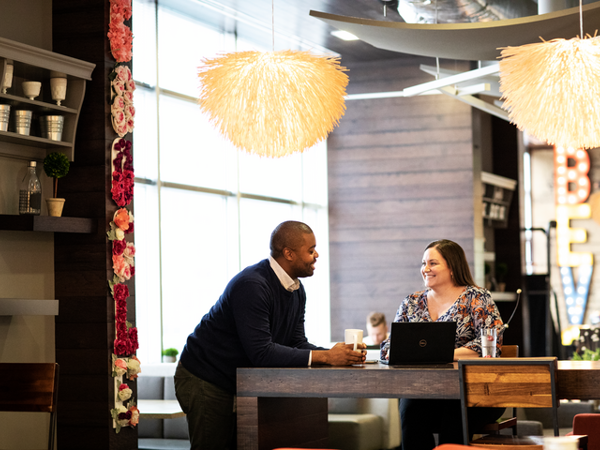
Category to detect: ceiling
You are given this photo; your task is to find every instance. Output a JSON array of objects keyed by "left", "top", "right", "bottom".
[{"left": 183, "top": 0, "right": 598, "bottom": 64}]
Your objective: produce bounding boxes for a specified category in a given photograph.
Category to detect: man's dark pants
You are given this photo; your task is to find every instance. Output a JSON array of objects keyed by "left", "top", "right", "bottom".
[{"left": 174, "top": 363, "right": 237, "bottom": 450}]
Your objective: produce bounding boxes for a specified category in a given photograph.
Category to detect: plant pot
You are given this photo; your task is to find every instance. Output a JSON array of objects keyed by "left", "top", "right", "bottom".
[
  {"left": 46, "top": 198, "right": 65, "bottom": 217},
  {"left": 498, "top": 282, "right": 506, "bottom": 292},
  {"left": 162, "top": 356, "right": 176, "bottom": 363}
]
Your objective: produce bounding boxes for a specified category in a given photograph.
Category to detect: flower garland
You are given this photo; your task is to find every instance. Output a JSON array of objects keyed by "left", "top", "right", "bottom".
[
  {"left": 108, "top": 1, "right": 137, "bottom": 433},
  {"left": 110, "top": 65, "right": 136, "bottom": 137},
  {"left": 110, "top": 355, "right": 141, "bottom": 433},
  {"left": 107, "top": 0, "right": 133, "bottom": 63},
  {"left": 111, "top": 138, "right": 134, "bottom": 206}
]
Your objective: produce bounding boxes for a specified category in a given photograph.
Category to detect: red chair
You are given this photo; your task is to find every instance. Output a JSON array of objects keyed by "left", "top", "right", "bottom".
[{"left": 567, "top": 413, "right": 600, "bottom": 450}]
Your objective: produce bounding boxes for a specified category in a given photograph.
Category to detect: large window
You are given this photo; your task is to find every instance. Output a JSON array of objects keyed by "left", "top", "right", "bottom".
[{"left": 132, "top": 0, "right": 331, "bottom": 363}]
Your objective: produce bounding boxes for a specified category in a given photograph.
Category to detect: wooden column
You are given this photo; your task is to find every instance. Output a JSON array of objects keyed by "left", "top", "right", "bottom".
[{"left": 52, "top": 1, "right": 137, "bottom": 449}]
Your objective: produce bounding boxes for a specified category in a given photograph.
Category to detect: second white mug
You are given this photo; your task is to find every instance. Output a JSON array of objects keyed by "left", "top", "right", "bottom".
[{"left": 345, "top": 328, "right": 364, "bottom": 351}]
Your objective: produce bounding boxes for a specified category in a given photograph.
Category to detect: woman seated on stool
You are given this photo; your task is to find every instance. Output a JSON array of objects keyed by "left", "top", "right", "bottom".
[{"left": 381, "top": 239, "right": 504, "bottom": 450}]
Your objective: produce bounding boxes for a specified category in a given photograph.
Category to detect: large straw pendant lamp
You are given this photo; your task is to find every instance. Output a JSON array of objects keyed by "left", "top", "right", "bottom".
[
  {"left": 499, "top": 34, "right": 600, "bottom": 149},
  {"left": 198, "top": 50, "right": 348, "bottom": 158}
]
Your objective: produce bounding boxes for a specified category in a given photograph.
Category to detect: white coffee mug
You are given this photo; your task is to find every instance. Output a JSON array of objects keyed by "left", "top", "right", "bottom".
[
  {"left": 345, "top": 329, "right": 364, "bottom": 351},
  {"left": 22, "top": 81, "right": 41, "bottom": 100}
]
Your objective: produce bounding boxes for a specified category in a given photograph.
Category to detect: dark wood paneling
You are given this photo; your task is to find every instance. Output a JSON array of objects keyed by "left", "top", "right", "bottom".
[
  {"left": 53, "top": 1, "right": 136, "bottom": 448},
  {"left": 328, "top": 56, "right": 475, "bottom": 340},
  {"left": 258, "top": 398, "right": 328, "bottom": 449}
]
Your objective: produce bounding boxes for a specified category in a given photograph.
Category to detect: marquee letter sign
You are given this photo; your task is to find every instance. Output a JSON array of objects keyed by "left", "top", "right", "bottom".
[{"left": 555, "top": 146, "right": 593, "bottom": 326}]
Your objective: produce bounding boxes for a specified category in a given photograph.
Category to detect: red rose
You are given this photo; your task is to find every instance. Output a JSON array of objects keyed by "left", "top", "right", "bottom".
[
  {"left": 114, "top": 338, "right": 129, "bottom": 356},
  {"left": 128, "top": 327, "right": 139, "bottom": 352},
  {"left": 113, "top": 283, "right": 129, "bottom": 302},
  {"left": 113, "top": 239, "right": 127, "bottom": 256}
]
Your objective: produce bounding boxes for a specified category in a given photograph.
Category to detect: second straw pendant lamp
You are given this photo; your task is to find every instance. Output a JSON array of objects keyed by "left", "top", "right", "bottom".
[
  {"left": 198, "top": 50, "right": 348, "bottom": 158},
  {"left": 499, "top": 0, "right": 600, "bottom": 150}
]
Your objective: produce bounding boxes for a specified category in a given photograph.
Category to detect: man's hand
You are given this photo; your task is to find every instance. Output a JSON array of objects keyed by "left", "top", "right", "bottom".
[{"left": 312, "top": 342, "right": 367, "bottom": 365}]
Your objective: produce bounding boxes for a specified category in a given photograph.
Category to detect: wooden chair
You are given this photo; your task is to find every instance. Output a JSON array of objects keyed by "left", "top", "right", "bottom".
[
  {"left": 500, "top": 345, "right": 519, "bottom": 358},
  {"left": 458, "top": 357, "right": 559, "bottom": 448},
  {"left": 477, "top": 345, "right": 521, "bottom": 436},
  {"left": 0, "top": 363, "right": 59, "bottom": 450}
]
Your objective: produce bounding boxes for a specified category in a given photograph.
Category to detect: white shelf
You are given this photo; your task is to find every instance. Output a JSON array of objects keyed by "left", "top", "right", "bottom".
[
  {"left": 0, "top": 298, "right": 59, "bottom": 315},
  {"left": 0, "top": 36, "right": 95, "bottom": 161}
]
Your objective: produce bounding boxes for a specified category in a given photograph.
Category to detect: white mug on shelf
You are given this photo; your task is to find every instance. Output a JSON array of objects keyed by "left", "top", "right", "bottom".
[
  {"left": 344, "top": 329, "right": 364, "bottom": 351},
  {"left": 50, "top": 77, "right": 67, "bottom": 106},
  {"left": 22, "top": 81, "right": 41, "bottom": 100}
]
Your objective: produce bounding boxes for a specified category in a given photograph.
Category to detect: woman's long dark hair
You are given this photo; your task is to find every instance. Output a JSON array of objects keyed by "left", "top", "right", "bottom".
[{"left": 425, "top": 239, "right": 476, "bottom": 287}]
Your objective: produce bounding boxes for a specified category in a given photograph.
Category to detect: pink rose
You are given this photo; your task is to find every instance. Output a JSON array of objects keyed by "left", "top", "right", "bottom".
[
  {"left": 112, "top": 80, "right": 125, "bottom": 96},
  {"left": 126, "top": 79, "right": 136, "bottom": 92},
  {"left": 123, "top": 243, "right": 135, "bottom": 265},
  {"left": 114, "top": 358, "right": 128, "bottom": 375},
  {"left": 123, "top": 90, "right": 133, "bottom": 105},
  {"left": 125, "top": 105, "right": 135, "bottom": 119},
  {"left": 112, "top": 111, "right": 127, "bottom": 137},
  {"left": 116, "top": 122, "right": 128, "bottom": 137},
  {"left": 113, "top": 254, "right": 131, "bottom": 282},
  {"left": 115, "top": 65, "right": 131, "bottom": 82},
  {"left": 112, "top": 95, "right": 125, "bottom": 110}
]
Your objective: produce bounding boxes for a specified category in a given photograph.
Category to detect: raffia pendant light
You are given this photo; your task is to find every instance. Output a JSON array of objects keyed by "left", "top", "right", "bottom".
[
  {"left": 197, "top": 50, "right": 348, "bottom": 158},
  {"left": 499, "top": 34, "right": 600, "bottom": 149}
]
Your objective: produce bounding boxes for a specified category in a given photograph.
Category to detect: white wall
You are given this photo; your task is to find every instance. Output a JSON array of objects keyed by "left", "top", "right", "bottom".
[{"left": 0, "top": 1, "right": 56, "bottom": 447}]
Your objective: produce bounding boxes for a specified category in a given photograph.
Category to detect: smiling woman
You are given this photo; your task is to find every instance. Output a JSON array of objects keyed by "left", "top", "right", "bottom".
[
  {"left": 382, "top": 238, "right": 504, "bottom": 450},
  {"left": 131, "top": 0, "right": 332, "bottom": 364}
]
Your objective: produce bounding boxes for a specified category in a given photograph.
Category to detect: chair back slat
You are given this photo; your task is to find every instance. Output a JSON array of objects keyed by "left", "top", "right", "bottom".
[
  {"left": 0, "top": 363, "right": 57, "bottom": 412},
  {"left": 500, "top": 345, "right": 519, "bottom": 358}
]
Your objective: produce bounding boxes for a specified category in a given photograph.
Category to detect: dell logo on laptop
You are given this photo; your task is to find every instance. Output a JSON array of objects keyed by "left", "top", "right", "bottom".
[{"left": 419, "top": 339, "right": 427, "bottom": 347}]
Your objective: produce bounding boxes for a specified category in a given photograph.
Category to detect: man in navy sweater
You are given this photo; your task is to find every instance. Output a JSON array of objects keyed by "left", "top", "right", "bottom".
[{"left": 175, "top": 220, "right": 365, "bottom": 449}]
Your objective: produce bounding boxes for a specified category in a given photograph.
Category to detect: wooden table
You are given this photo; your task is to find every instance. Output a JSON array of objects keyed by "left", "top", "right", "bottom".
[
  {"left": 236, "top": 360, "right": 600, "bottom": 450},
  {"left": 137, "top": 399, "right": 185, "bottom": 419}
]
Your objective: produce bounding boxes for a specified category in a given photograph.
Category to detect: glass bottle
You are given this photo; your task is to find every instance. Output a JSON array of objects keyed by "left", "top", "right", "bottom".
[{"left": 19, "top": 161, "right": 42, "bottom": 215}]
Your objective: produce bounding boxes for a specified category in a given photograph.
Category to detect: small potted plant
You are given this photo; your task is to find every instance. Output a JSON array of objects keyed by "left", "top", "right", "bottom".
[
  {"left": 162, "top": 348, "right": 179, "bottom": 363},
  {"left": 43, "top": 152, "right": 70, "bottom": 217},
  {"left": 495, "top": 262, "right": 508, "bottom": 292}
]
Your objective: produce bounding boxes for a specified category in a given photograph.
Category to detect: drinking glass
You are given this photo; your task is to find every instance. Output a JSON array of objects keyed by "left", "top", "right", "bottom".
[{"left": 481, "top": 328, "right": 497, "bottom": 358}]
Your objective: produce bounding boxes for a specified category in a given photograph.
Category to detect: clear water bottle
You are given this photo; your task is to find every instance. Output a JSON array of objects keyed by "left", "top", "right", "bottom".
[{"left": 19, "top": 161, "right": 42, "bottom": 215}]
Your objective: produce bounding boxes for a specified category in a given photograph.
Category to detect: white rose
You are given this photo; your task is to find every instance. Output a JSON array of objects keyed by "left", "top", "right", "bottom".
[
  {"left": 115, "top": 228, "right": 125, "bottom": 240},
  {"left": 127, "top": 357, "right": 141, "bottom": 377},
  {"left": 118, "top": 388, "right": 132, "bottom": 401}
]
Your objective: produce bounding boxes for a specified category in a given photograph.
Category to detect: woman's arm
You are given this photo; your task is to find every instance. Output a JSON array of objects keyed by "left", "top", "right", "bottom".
[{"left": 453, "top": 346, "right": 479, "bottom": 360}]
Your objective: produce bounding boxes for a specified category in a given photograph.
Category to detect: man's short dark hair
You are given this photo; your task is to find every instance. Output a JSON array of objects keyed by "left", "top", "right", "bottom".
[
  {"left": 367, "top": 312, "right": 386, "bottom": 327},
  {"left": 270, "top": 221, "right": 313, "bottom": 258}
]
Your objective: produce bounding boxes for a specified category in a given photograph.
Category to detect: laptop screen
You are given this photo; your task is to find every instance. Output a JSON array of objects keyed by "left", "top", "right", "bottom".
[{"left": 384, "top": 322, "right": 457, "bottom": 365}]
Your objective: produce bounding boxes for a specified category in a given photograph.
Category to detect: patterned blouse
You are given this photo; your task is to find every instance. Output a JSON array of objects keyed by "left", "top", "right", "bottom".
[{"left": 381, "top": 285, "right": 503, "bottom": 359}]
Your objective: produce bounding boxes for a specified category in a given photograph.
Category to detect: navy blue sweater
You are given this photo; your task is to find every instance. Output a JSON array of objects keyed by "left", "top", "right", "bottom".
[{"left": 180, "top": 259, "right": 323, "bottom": 394}]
